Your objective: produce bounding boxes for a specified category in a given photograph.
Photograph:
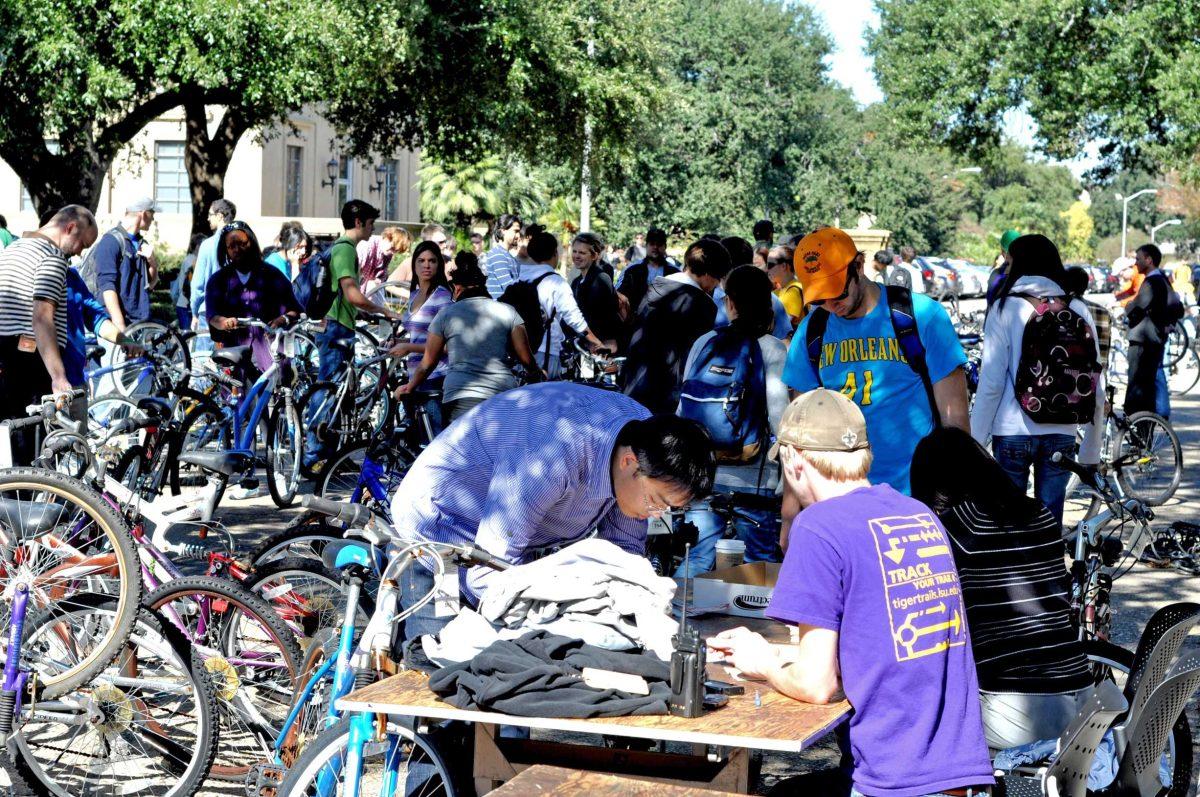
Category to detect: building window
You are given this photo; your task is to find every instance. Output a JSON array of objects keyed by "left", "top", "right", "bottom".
[
  {"left": 285, "top": 145, "right": 304, "bottom": 217},
  {"left": 381, "top": 160, "right": 400, "bottom": 220},
  {"left": 153, "top": 141, "right": 189, "bottom": 213},
  {"left": 337, "top": 156, "right": 353, "bottom": 208},
  {"left": 19, "top": 140, "right": 60, "bottom": 212}
]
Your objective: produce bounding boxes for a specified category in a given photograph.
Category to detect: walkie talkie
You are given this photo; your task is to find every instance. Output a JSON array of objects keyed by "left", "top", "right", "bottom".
[{"left": 669, "top": 544, "right": 706, "bottom": 717}]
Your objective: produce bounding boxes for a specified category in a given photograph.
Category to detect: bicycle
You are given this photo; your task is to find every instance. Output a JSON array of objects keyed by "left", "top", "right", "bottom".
[
  {"left": 1053, "top": 452, "right": 1193, "bottom": 794},
  {"left": 92, "top": 319, "right": 193, "bottom": 399},
  {"left": 174, "top": 318, "right": 306, "bottom": 507},
  {"left": 560, "top": 338, "right": 624, "bottom": 390},
  {"left": 260, "top": 495, "right": 506, "bottom": 797},
  {"left": 1062, "top": 384, "right": 1182, "bottom": 518}
]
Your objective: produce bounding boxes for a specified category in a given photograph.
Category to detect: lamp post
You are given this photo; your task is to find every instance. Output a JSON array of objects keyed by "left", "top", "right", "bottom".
[
  {"left": 1116, "top": 188, "right": 1157, "bottom": 255},
  {"left": 1151, "top": 218, "right": 1182, "bottom": 244},
  {"left": 578, "top": 14, "right": 595, "bottom": 233}
]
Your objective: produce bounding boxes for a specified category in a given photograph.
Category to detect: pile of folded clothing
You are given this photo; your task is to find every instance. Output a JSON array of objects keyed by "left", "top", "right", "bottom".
[
  {"left": 420, "top": 538, "right": 679, "bottom": 665},
  {"left": 428, "top": 630, "right": 672, "bottom": 717}
]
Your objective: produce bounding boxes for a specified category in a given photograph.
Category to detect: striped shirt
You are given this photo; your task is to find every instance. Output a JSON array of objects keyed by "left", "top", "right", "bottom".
[
  {"left": 389, "top": 382, "right": 651, "bottom": 602},
  {"left": 941, "top": 499, "right": 1092, "bottom": 694},
  {"left": 401, "top": 285, "right": 453, "bottom": 378},
  {"left": 484, "top": 244, "right": 520, "bottom": 299},
  {"left": 0, "top": 237, "right": 69, "bottom": 348}
]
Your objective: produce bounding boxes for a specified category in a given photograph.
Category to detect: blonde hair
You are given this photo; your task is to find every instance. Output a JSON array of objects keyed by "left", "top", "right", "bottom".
[
  {"left": 381, "top": 226, "right": 412, "bottom": 253},
  {"left": 795, "top": 447, "right": 873, "bottom": 482}
]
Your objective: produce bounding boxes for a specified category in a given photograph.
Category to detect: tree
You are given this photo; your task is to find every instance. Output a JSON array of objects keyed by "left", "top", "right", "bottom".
[
  {"left": 1059, "top": 201, "right": 1095, "bottom": 262},
  {"left": 870, "top": 0, "right": 1200, "bottom": 182}
]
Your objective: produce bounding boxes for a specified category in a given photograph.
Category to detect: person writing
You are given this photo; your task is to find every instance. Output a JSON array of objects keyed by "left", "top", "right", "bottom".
[
  {"left": 396, "top": 253, "right": 543, "bottom": 423},
  {"left": 709, "top": 389, "right": 993, "bottom": 797}
]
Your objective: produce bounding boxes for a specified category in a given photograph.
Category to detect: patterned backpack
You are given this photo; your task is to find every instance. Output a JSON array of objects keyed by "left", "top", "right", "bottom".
[{"left": 1013, "top": 294, "right": 1101, "bottom": 424}]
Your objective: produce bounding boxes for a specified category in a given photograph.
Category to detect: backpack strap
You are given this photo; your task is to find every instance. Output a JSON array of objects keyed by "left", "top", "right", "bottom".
[
  {"left": 803, "top": 308, "right": 830, "bottom": 387},
  {"left": 885, "top": 285, "right": 940, "bottom": 427},
  {"left": 528, "top": 272, "right": 556, "bottom": 372}
]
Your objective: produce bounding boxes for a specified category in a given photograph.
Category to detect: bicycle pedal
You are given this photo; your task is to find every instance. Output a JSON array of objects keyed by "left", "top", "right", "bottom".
[
  {"left": 239, "top": 477, "right": 261, "bottom": 490},
  {"left": 246, "top": 761, "right": 285, "bottom": 797}
]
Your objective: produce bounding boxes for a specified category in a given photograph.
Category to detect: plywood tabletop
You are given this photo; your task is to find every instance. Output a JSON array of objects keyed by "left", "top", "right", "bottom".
[
  {"left": 487, "top": 765, "right": 744, "bottom": 795},
  {"left": 338, "top": 615, "right": 850, "bottom": 752}
]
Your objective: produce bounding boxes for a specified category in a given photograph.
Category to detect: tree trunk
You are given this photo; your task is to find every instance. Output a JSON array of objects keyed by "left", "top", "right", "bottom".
[
  {"left": 184, "top": 102, "right": 252, "bottom": 238},
  {"left": 0, "top": 137, "right": 110, "bottom": 225}
]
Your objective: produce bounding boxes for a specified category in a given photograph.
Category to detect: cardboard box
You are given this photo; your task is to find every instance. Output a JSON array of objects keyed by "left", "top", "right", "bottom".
[{"left": 689, "top": 562, "right": 781, "bottom": 618}]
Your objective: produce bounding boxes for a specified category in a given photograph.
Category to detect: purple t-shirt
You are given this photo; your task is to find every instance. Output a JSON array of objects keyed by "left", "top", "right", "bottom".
[{"left": 766, "top": 484, "right": 993, "bottom": 797}]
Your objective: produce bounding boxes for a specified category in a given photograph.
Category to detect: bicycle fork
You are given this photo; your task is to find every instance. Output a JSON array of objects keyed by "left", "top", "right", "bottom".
[{"left": 0, "top": 584, "right": 30, "bottom": 734}]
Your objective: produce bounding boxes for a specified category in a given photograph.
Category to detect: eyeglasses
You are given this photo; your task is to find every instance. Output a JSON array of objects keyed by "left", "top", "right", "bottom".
[
  {"left": 766, "top": 258, "right": 788, "bottom": 268},
  {"left": 637, "top": 472, "right": 676, "bottom": 517}
]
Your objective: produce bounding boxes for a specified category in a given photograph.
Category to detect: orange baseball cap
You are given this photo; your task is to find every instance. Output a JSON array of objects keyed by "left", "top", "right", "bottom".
[{"left": 793, "top": 228, "right": 860, "bottom": 305}]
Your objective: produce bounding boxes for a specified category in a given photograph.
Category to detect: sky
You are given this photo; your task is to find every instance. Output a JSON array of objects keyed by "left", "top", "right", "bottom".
[{"left": 805, "top": 0, "right": 1093, "bottom": 174}]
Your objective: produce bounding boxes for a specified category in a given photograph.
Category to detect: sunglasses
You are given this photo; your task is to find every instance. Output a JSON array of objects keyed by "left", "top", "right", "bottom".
[{"left": 808, "top": 267, "right": 856, "bottom": 308}]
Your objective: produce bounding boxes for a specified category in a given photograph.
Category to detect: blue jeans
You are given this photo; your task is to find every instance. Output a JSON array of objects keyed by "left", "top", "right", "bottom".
[
  {"left": 175, "top": 306, "right": 192, "bottom": 329},
  {"left": 673, "top": 490, "right": 781, "bottom": 578},
  {"left": 992, "top": 434, "right": 1075, "bottom": 525},
  {"left": 303, "top": 321, "right": 356, "bottom": 467},
  {"left": 1156, "top": 366, "right": 1170, "bottom": 419}
]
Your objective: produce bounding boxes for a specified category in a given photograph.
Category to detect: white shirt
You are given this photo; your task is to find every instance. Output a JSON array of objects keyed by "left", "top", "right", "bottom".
[
  {"left": 970, "top": 276, "right": 1104, "bottom": 463},
  {"left": 519, "top": 262, "right": 590, "bottom": 371}
]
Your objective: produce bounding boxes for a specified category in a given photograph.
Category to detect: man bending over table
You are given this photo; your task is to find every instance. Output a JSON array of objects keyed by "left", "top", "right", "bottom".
[
  {"left": 388, "top": 381, "right": 716, "bottom": 643},
  {"left": 709, "top": 389, "right": 994, "bottom": 797}
]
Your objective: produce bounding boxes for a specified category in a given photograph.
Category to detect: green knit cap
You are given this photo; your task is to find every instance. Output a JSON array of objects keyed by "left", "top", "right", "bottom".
[{"left": 1000, "top": 229, "right": 1021, "bottom": 252}]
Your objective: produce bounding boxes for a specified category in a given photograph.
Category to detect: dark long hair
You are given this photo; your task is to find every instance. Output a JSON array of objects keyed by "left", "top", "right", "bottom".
[
  {"left": 409, "top": 240, "right": 449, "bottom": 296},
  {"left": 996, "top": 233, "right": 1067, "bottom": 310},
  {"left": 911, "top": 427, "right": 1045, "bottom": 526},
  {"left": 216, "top": 221, "right": 263, "bottom": 270},
  {"left": 723, "top": 265, "right": 774, "bottom": 338}
]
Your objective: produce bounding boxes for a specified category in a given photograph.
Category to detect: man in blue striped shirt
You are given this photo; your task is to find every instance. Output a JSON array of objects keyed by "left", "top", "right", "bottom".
[
  {"left": 485, "top": 213, "right": 523, "bottom": 299},
  {"left": 389, "top": 381, "right": 716, "bottom": 641}
]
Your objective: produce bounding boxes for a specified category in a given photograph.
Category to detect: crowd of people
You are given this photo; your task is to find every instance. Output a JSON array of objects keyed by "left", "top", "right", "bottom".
[{"left": 0, "top": 194, "right": 1191, "bottom": 797}]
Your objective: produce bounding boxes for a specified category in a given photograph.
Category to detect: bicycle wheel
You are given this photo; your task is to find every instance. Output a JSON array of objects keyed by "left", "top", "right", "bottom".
[
  {"left": 242, "top": 558, "right": 374, "bottom": 644},
  {"left": 247, "top": 515, "right": 348, "bottom": 569},
  {"left": 110, "top": 321, "right": 191, "bottom": 398},
  {"left": 146, "top": 575, "right": 301, "bottom": 780},
  {"left": 298, "top": 380, "right": 357, "bottom": 472},
  {"left": 6, "top": 599, "right": 217, "bottom": 797},
  {"left": 278, "top": 627, "right": 339, "bottom": 769},
  {"left": 278, "top": 716, "right": 458, "bottom": 797},
  {"left": 1167, "top": 345, "right": 1200, "bottom": 396},
  {"left": 0, "top": 468, "right": 141, "bottom": 699},
  {"left": 1115, "top": 412, "right": 1183, "bottom": 506},
  {"left": 266, "top": 397, "right": 303, "bottom": 508},
  {"left": 315, "top": 440, "right": 414, "bottom": 509},
  {"left": 168, "top": 397, "right": 230, "bottom": 493},
  {"left": 1084, "top": 639, "right": 1192, "bottom": 796},
  {"left": 1108, "top": 342, "right": 1128, "bottom": 388}
]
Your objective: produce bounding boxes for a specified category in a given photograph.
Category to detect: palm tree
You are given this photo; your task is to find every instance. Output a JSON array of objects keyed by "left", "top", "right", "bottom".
[
  {"left": 541, "top": 195, "right": 605, "bottom": 248},
  {"left": 417, "top": 155, "right": 549, "bottom": 233}
]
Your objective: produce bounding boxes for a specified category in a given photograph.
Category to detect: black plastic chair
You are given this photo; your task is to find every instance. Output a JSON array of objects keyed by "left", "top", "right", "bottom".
[{"left": 1115, "top": 654, "right": 1200, "bottom": 796}]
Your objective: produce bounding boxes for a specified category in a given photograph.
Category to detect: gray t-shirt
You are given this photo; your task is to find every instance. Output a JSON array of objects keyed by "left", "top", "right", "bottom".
[{"left": 429, "top": 296, "right": 522, "bottom": 403}]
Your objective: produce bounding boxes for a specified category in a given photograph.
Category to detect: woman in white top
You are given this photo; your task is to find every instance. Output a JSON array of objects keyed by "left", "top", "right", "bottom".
[
  {"left": 675, "top": 265, "right": 789, "bottom": 576},
  {"left": 971, "top": 234, "right": 1104, "bottom": 523}
]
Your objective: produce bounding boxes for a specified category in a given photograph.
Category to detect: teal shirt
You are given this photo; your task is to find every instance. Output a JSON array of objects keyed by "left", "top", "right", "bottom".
[{"left": 781, "top": 290, "right": 966, "bottom": 494}]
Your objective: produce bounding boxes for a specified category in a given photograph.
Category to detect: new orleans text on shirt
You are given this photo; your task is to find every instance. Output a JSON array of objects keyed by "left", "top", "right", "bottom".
[{"left": 817, "top": 337, "right": 910, "bottom": 369}]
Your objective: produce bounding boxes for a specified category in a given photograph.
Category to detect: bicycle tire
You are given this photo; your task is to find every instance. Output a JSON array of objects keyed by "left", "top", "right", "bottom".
[
  {"left": 247, "top": 515, "right": 348, "bottom": 568},
  {"left": 0, "top": 468, "right": 142, "bottom": 699},
  {"left": 110, "top": 321, "right": 192, "bottom": 398},
  {"left": 1115, "top": 412, "right": 1183, "bottom": 506},
  {"left": 315, "top": 439, "right": 414, "bottom": 509},
  {"left": 278, "top": 627, "right": 338, "bottom": 768},
  {"left": 266, "top": 397, "right": 302, "bottom": 508},
  {"left": 297, "top": 380, "right": 357, "bottom": 474},
  {"left": 1167, "top": 344, "right": 1200, "bottom": 396},
  {"left": 1083, "top": 639, "right": 1192, "bottom": 796},
  {"left": 6, "top": 599, "right": 218, "bottom": 797},
  {"left": 277, "top": 715, "right": 458, "bottom": 797},
  {"left": 145, "top": 575, "right": 302, "bottom": 780},
  {"left": 168, "top": 396, "right": 229, "bottom": 494},
  {"left": 242, "top": 557, "right": 374, "bottom": 643},
  {"left": 1164, "top": 324, "right": 1189, "bottom": 368}
]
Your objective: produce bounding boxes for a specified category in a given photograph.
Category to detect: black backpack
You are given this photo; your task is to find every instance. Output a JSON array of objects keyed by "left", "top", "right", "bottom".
[
  {"left": 77, "top": 227, "right": 133, "bottom": 297},
  {"left": 500, "top": 273, "right": 555, "bottom": 364},
  {"left": 886, "top": 265, "right": 913, "bottom": 290},
  {"left": 293, "top": 240, "right": 352, "bottom": 319}
]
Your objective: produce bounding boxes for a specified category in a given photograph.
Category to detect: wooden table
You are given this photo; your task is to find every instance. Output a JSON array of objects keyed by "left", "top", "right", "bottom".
[
  {"left": 487, "top": 764, "right": 743, "bottom": 795},
  {"left": 337, "top": 616, "right": 850, "bottom": 794}
]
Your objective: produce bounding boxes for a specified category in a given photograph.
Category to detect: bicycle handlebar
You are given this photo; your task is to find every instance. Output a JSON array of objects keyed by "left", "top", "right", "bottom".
[{"left": 300, "top": 495, "right": 374, "bottom": 528}]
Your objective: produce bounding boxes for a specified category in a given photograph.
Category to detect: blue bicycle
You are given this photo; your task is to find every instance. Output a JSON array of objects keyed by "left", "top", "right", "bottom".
[{"left": 172, "top": 318, "right": 305, "bottom": 507}]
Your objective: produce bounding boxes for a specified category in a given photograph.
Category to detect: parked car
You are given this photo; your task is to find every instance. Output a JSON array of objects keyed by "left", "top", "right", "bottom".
[
  {"left": 915, "top": 256, "right": 959, "bottom": 299},
  {"left": 942, "top": 259, "right": 989, "bottom": 298}
]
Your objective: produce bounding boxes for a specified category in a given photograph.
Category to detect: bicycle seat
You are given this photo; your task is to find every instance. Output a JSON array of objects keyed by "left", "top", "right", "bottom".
[
  {"left": 211, "top": 345, "right": 252, "bottom": 368},
  {"left": 177, "top": 450, "right": 254, "bottom": 477},
  {"left": 957, "top": 333, "right": 981, "bottom": 346},
  {"left": 85, "top": 344, "right": 104, "bottom": 361},
  {"left": 330, "top": 338, "right": 356, "bottom": 353},
  {"left": 136, "top": 396, "right": 172, "bottom": 421},
  {"left": 0, "top": 498, "right": 69, "bottom": 537}
]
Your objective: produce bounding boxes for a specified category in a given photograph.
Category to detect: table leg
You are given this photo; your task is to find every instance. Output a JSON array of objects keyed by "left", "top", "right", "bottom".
[
  {"left": 709, "top": 747, "right": 751, "bottom": 793},
  {"left": 473, "top": 723, "right": 516, "bottom": 795}
]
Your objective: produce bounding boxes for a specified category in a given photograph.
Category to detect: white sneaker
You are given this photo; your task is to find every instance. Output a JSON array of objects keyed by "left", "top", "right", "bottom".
[{"left": 229, "top": 484, "right": 261, "bottom": 500}]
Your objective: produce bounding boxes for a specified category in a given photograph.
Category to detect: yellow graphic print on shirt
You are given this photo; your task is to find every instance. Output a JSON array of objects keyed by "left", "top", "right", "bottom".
[{"left": 868, "top": 513, "right": 968, "bottom": 662}]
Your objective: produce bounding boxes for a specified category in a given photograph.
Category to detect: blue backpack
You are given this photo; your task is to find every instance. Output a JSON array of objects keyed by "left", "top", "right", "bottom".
[
  {"left": 293, "top": 240, "right": 353, "bottom": 319},
  {"left": 679, "top": 329, "right": 767, "bottom": 463}
]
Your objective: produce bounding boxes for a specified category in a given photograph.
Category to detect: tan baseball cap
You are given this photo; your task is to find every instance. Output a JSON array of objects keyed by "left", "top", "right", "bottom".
[{"left": 767, "top": 389, "right": 869, "bottom": 460}]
